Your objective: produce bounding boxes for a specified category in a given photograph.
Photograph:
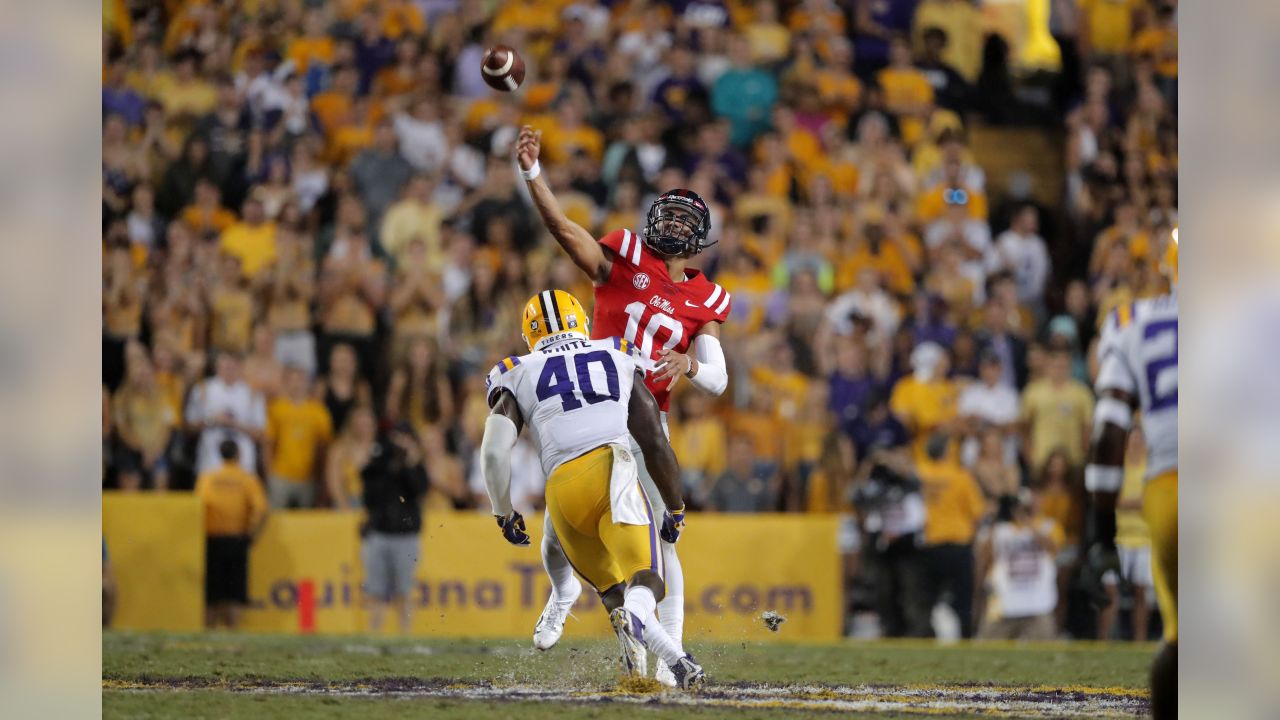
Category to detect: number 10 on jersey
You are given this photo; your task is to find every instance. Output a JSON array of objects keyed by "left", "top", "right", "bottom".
[{"left": 623, "top": 301, "right": 683, "bottom": 360}]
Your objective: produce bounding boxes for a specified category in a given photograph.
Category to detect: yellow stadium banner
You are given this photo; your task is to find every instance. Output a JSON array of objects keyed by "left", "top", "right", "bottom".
[
  {"left": 102, "top": 492, "right": 204, "bottom": 631},
  {"left": 105, "top": 499, "right": 844, "bottom": 642}
]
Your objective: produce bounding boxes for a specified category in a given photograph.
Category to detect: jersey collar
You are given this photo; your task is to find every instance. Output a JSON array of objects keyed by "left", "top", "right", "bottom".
[{"left": 534, "top": 331, "right": 590, "bottom": 352}]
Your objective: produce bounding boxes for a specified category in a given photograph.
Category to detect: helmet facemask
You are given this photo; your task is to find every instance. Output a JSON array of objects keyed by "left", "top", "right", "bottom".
[{"left": 643, "top": 191, "right": 713, "bottom": 258}]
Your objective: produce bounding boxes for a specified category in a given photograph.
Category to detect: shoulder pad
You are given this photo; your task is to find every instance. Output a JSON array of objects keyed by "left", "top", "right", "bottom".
[
  {"left": 487, "top": 355, "right": 522, "bottom": 384},
  {"left": 700, "top": 281, "right": 732, "bottom": 322},
  {"left": 600, "top": 228, "right": 644, "bottom": 267}
]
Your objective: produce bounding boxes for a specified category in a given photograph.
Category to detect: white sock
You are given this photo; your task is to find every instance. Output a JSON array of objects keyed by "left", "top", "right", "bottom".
[
  {"left": 541, "top": 518, "right": 579, "bottom": 603},
  {"left": 623, "top": 585, "right": 684, "bottom": 666},
  {"left": 635, "top": 598, "right": 686, "bottom": 666},
  {"left": 622, "top": 584, "right": 657, "bottom": 622},
  {"left": 656, "top": 542, "right": 685, "bottom": 653}
]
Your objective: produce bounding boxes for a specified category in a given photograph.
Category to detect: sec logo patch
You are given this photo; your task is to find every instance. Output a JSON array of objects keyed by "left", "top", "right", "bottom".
[{"left": 632, "top": 273, "right": 651, "bottom": 290}]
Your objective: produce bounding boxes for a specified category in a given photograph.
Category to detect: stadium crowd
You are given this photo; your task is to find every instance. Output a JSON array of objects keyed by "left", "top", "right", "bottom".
[{"left": 102, "top": 0, "right": 1177, "bottom": 640}]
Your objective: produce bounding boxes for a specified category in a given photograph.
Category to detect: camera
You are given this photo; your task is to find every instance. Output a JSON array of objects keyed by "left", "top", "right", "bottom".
[{"left": 853, "top": 462, "right": 920, "bottom": 512}]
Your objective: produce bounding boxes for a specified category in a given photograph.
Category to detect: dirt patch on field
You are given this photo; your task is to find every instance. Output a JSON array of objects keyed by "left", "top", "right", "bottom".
[{"left": 104, "top": 676, "right": 1149, "bottom": 717}]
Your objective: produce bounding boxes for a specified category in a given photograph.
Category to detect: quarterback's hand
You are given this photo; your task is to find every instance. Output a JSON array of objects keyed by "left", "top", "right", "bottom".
[
  {"left": 515, "top": 125, "right": 541, "bottom": 173},
  {"left": 496, "top": 511, "right": 531, "bottom": 546},
  {"left": 654, "top": 348, "right": 695, "bottom": 390},
  {"left": 660, "top": 507, "right": 686, "bottom": 544}
]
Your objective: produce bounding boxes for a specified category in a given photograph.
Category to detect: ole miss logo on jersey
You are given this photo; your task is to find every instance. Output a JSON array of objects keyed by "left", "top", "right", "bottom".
[
  {"left": 592, "top": 228, "right": 733, "bottom": 411},
  {"left": 649, "top": 295, "right": 676, "bottom": 315}
]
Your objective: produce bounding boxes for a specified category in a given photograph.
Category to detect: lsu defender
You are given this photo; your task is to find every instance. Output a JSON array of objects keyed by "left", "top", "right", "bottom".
[
  {"left": 515, "top": 125, "right": 730, "bottom": 684},
  {"left": 1086, "top": 235, "right": 1178, "bottom": 720},
  {"left": 480, "top": 289, "right": 706, "bottom": 689}
]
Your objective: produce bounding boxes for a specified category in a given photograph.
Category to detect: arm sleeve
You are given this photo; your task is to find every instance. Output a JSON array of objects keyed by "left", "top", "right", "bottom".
[
  {"left": 689, "top": 332, "right": 729, "bottom": 396},
  {"left": 480, "top": 413, "right": 519, "bottom": 517}
]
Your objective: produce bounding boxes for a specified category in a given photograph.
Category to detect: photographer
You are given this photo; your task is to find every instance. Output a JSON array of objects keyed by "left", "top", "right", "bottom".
[
  {"left": 975, "top": 490, "right": 1064, "bottom": 640},
  {"left": 360, "top": 421, "right": 430, "bottom": 634},
  {"left": 853, "top": 448, "right": 930, "bottom": 637}
]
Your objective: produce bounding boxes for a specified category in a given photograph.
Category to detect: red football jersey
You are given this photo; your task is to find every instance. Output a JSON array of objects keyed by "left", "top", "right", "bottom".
[{"left": 592, "top": 229, "right": 732, "bottom": 411}]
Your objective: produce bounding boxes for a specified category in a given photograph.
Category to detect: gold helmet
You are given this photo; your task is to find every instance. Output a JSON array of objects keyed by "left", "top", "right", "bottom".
[
  {"left": 521, "top": 289, "right": 590, "bottom": 351},
  {"left": 1161, "top": 226, "right": 1179, "bottom": 287}
]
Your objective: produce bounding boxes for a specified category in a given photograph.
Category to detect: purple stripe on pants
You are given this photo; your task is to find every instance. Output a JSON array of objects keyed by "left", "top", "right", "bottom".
[{"left": 636, "top": 481, "right": 660, "bottom": 575}]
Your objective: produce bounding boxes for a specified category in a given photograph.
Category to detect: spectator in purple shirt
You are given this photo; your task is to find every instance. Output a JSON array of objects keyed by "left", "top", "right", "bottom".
[
  {"left": 103, "top": 54, "right": 145, "bottom": 128},
  {"left": 353, "top": 7, "right": 396, "bottom": 96},
  {"left": 846, "top": 389, "right": 910, "bottom": 460},
  {"left": 829, "top": 338, "right": 882, "bottom": 428},
  {"left": 854, "top": 0, "right": 920, "bottom": 77},
  {"left": 906, "top": 291, "right": 958, "bottom": 348},
  {"left": 684, "top": 120, "right": 747, "bottom": 187},
  {"left": 652, "top": 44, "right": 709, "bottom": 123}
]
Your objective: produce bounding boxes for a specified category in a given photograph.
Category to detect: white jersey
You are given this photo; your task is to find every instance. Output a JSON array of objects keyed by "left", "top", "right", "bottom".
[
  {"left": 1095, "top": 293, "right": 1178, "bottom": 479},
  {"left": 486, "top": 336, "right": 648, "bottom": 477},
  {"left": 985, "top": 518, "right": 1061, "bottom": 619}
]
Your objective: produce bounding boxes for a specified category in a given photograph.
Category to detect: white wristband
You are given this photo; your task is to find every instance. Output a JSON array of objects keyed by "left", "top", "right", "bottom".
[
  {"left": 1084, "top": 464, "right": 1124, "bottom": 493},
  {"left": 520, "top": 159, "right": 541, "bottom": 181}
]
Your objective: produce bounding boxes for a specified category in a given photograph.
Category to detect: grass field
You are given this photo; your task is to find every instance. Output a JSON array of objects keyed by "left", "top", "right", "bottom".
[{"left": 103, "top": 631, "right": 1153, "bottom": 718}]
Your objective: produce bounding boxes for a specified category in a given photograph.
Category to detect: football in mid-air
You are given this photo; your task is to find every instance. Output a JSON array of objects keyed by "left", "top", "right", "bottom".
[{"left": 481, "top": 45, "right": 526, "bottom": 92}]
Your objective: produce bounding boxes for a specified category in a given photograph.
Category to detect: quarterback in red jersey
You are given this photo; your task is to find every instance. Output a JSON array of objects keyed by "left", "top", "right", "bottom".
[{"left": 514, "top": 125, "right": 729, "bottom": 685}]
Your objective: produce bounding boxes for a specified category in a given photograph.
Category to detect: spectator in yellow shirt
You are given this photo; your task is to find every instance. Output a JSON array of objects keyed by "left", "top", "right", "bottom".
[
  {"left": 490, "top": 0, "right": 559, "bottom": 39},
  {"left": 729, "top": 385, "right": 784, "bottom": 467},
  {"left": 1080, "top": 0, "right": 1143, "bottom": 57},
  {"left": 287, "top": 9, "right": 336, "bottom": 74},
  {"left": 542, "top": 101, "right": 605, "bottom": 165},
  {"left": 112, "top": 348, "right": 176, "bottom": 491},
  {"left": 152, "top": 50, "right": 217, "bottom": 120},
  {"left": 716, "top": 242, "right": 773, "bottom": 336},
  {"left": 311, "top": 66, "right": 360, "bottom": 136},
  {"left": 912, "top": 0, "right": 984, "bottom": 82},
  {"left": 670, "top": 391, "right": 729, "bottom": 507},
  {"left": 379, "top": 174, "right": 445, "bottom": 269},
  {"left": 751, "top": 338, "right": 811, "bottom": 421},
  {"left": 265, "top": 367, "right": 334, "bottom": 509},
  {"left": 220, "top": 193, "right": 277, "bottom": 279},
  {"left": 180, "top": 178, "right": 237, "bottom": 236},
  {"left": 1021, "top": 343, "right": 1094, "bottom": 468},
  {"left": 195, "top": 440, "right": 268, "bottom": 629},
  {"left": 379, "top": 0, "right": 424, "bottom": 41},
  {"left": 918, "top": 433, "right": 986, "bottom": 637},
  {"left": 813, "top": 38, "right": 862, "bottom": 126},
  {"left": 806, "top": 431, "right": 857, "bottom": 513},
  {"left": 1131, "top": 4, "right": 1177, "bottom": 81},
  {"left": 890, "top": 341, "right": 960, "bottom": 461},
  {"left": 784, "top": 384, "right": 832, "bottom": 509},
  {"left": 916, "top": 160, "right": 989, "bottom": 222},
  {"left": 208, "top": 255, "right": 255, "bottom": 355},
  {"left": 744, "top": 0, "right": 791, "bottom": 65},
  {"left": 877, "top": 36, "right": 935, "bottom": 147}
]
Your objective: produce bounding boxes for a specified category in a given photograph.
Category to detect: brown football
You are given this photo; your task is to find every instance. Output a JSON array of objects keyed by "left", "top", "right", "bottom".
[{"left": 481, "top": 45, "right": 526, "bottom": 92}]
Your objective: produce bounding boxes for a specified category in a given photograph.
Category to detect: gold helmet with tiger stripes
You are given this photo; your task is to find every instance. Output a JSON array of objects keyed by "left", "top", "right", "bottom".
[{"left": 521, "top": 289, "right": 590, "bottom": 351}]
